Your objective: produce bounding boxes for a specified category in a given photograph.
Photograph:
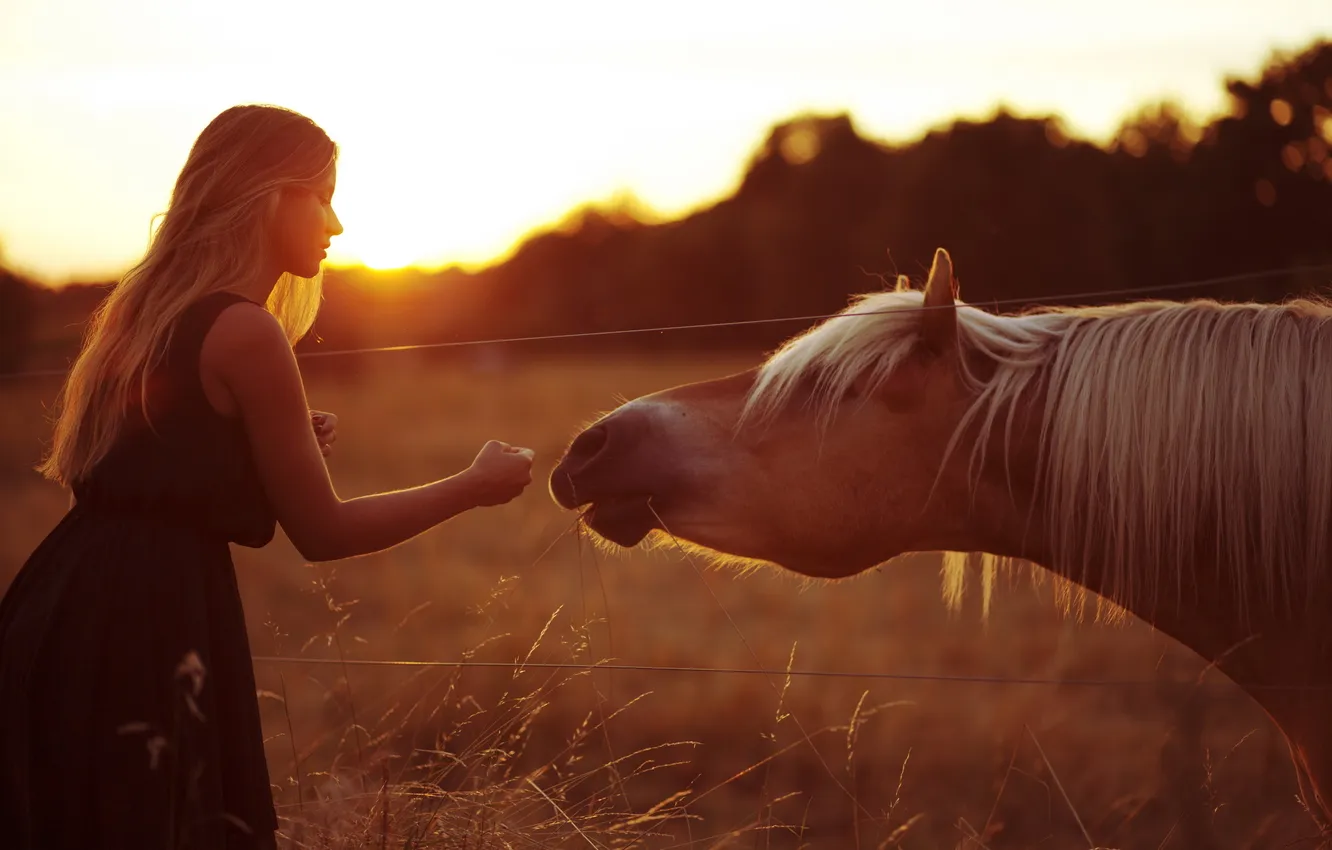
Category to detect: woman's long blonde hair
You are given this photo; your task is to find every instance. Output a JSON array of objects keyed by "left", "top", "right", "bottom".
[{"left": 39, "top": 104, "right": 338, "bottom": 487}]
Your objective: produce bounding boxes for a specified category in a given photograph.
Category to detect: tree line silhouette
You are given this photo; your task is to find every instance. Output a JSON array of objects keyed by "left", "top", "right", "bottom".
[{"left": 2, "top": 39, "right": 1330, "bottom": 376}]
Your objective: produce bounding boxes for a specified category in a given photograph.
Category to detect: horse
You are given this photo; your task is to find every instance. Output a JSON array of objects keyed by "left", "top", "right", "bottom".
[{"left": 548, "top": 247, "right": 1332, "bottom": 835}]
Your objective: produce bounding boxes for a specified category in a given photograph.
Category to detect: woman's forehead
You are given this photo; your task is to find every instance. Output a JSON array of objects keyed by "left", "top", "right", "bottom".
[{"left": 305, "top": 163, "right": 336, "bottom": 192}]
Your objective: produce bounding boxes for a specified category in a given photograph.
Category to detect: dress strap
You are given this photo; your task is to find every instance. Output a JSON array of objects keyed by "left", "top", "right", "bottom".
[
  {"left": 165, "top": 291, "right": 259, "bottom": 413},
  {"left": 173, "top": 292, "right": 257, "bottom": 351}
]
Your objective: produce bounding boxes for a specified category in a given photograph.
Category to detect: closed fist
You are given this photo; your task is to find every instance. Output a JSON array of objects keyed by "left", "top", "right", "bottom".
[
  {"left": 465, "top": 440, "right": 535, "bottom": 506},
  {"left": 311, "top": 411, "right": 338, "bottom": 457}
]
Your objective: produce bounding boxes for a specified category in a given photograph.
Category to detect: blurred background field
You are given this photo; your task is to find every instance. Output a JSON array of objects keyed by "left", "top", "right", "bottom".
[
  {"left": 4, "top": 8, "right": 1332, "bottom": 847},
  {"left": 0, "top": 353, "right": 1315, "bottom": 848}
]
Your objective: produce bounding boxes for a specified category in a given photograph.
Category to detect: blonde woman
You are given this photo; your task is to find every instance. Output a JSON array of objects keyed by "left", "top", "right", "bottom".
[{"left": 0, "top": 105, "right": 535, "bottom": 849}]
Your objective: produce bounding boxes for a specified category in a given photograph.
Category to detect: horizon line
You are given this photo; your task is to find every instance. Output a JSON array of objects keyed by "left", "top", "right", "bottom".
[{"left": 0, "top": 79, "right": 1288, "bottom": 290}]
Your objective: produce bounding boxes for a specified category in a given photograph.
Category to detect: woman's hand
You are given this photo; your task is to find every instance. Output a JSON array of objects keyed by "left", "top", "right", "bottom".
[
  {"left": 464, "top": 440, "right": 535, "bottom": 506},
  {"left": 311, "top": 410, "right": 337, "bottom": 457}
]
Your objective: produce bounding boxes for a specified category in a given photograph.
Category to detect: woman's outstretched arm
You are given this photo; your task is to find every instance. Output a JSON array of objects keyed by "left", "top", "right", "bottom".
[{"left": 201, "top": 300, "right": 533, "bottom": 562}]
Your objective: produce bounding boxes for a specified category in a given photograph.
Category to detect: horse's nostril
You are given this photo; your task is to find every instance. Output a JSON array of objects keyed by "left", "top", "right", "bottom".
[{"left": 566, "top": 424, "right": 609, "bottom": 468}]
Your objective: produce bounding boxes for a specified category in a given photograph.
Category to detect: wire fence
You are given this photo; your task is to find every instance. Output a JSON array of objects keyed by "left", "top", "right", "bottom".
[
  {"left": 249, "top": 655, "right": 1332, "bottom": 693},
  {"left": 5, "top": 261, "right": 1332, "bottom": 381},
  {"left": 9, "top": 260, "right": 1332, "bottom": 697}
]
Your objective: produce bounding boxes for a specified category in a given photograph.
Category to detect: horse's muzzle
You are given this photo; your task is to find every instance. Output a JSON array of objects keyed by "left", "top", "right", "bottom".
[{"left": 549, "top": 405, "right": 680, "bottom": 546}]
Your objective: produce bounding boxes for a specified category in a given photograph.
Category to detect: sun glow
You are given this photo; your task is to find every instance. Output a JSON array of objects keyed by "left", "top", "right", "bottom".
[
  {"left": 310, "top": 102, "right": 697, "bottom": 275},
  {"left": 0, "top": 0, "right": 1328, "bottom": 283},
  {"left": 321, "top": 140, "right": 572, "bottom": 274}
]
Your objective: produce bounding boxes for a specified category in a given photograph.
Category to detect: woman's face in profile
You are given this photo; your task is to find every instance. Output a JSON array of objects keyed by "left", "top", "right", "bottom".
[{"left": 270, "top": 164, "right": 342, "bottom": 278}]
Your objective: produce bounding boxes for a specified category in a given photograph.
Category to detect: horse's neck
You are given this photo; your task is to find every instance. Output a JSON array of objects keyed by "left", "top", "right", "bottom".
[
  {"left": 973, "top": 352, "right": 1332, "bottom": 833},
  {"left": 976, "top": 367, "right": 1330, "bottom": 660},
  {"left": 1014, "top": 488, "right": 1332, "bottom": 693}
]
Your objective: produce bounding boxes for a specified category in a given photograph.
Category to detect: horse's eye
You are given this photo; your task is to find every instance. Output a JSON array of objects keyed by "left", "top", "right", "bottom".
[{"left": 846, "top": 372, "right": 873, "bottom": 399}]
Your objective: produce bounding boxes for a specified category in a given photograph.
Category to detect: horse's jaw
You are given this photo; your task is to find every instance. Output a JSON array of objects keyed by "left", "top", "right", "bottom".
[{"left": 578, "top": 495, "right": 658, "bottom": 548}]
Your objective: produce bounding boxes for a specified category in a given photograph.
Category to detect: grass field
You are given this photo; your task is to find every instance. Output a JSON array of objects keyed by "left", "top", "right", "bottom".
[{"left": 0, "top": 351, "right": 1316, "bottom": 848}]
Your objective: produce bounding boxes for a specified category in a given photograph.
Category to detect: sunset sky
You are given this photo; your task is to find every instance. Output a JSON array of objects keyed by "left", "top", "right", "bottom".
[{"left": 2, "top": 0, "right": 1328, "bottom": 285}]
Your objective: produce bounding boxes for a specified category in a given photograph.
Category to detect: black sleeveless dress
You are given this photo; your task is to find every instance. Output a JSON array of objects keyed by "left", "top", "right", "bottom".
[{"left": 0, "top": 291, "right": 280, "bottom": 849}]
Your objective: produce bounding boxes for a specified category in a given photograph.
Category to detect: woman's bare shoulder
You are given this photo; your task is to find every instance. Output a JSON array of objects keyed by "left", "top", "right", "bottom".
[
  {"left": 204, "top": 298, "right": 287, "bottom": 356},
  {"left": 198, "top": 298, "right": 300, "bottom": 416}
]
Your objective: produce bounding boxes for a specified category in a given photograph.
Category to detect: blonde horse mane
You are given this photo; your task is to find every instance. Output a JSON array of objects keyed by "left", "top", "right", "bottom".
[{"left": 742, "top": 279, "right": 1332, "bottom": 623}]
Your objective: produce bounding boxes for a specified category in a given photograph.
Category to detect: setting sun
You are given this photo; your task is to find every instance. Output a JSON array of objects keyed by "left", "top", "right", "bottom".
[{"left": 321, "top": 128, "right": 620, "bottom": 274}]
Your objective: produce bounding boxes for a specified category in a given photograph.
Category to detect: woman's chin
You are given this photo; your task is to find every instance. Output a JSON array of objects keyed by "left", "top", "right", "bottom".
[{"left": 288, "top": 261, "right": 322, "bottom": 278}]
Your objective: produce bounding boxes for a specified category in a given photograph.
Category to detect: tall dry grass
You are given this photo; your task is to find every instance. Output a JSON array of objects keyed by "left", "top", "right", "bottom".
[{"left": 0, "top": 350, "right": 1317, "bottom": 848}]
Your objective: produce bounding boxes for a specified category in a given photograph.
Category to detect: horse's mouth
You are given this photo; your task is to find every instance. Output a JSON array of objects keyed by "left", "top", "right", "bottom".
[{"left": 581, "top": 496, "right": 659, "bottom": 547}]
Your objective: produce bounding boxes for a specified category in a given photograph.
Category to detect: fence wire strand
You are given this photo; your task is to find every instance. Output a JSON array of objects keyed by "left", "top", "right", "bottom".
[
  {"left": 5, "top": 262, "right": 1331, "bottom": 381},
  {"left": 249, "top": 655, "right": 1332, "bottom": 693}
]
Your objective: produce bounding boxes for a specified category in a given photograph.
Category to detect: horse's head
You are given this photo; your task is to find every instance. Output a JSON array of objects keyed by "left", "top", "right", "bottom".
[{"left": 549, "top": 248, "right": 1033, "bottom": 579}]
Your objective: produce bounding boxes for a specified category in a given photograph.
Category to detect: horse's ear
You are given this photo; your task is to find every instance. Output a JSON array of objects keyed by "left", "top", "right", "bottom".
[{"left": 920, "top": 247, "right": 958, "bottom": 354}]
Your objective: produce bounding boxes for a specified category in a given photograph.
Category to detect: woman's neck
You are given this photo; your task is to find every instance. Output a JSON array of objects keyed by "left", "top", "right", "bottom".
[{"left": 235, "top": 263, "right": 281, "bottom": 306}]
